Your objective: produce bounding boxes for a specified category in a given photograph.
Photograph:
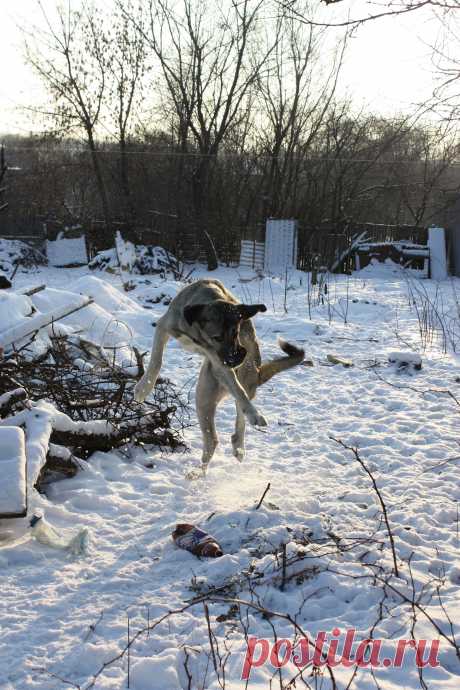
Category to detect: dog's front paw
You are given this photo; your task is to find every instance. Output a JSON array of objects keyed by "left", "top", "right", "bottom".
[
  {"left": 134, "top": 380, "right": 149, "bottom": 403},
  {"left": 233, "top": 447, "right": 245, "bottom": 462},
  {"left": 245, "top": 407, "right": 267, "bottom": 427}
]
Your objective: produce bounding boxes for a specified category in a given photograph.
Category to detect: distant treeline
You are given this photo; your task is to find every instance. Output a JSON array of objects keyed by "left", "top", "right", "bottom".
[
  {"left": 0, "top": 121, "right": 458, "bottom": 264},
  {"left": 1, "top": 1, "right": 459, "bottom": 267}
]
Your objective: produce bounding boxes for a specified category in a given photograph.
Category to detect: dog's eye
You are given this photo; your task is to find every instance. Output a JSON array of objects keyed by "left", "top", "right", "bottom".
[{"left": 213, "top": 335, "right": 224, "bottom": 343}]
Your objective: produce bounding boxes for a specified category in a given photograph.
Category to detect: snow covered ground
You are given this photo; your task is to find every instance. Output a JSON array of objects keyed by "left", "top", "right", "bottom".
[{"left": 0, "top": 260, "right": 459, "bottom": 690}]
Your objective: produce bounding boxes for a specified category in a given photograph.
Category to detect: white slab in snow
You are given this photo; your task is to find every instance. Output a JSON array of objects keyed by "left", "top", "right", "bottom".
[
  {"left": 264, "top": 219, "right": 298, "bottom": 274},
  {"left": 46, "top": 236, "right": 88, "bottom": 267},
  {"left": 0, "top": 426, "right": 27, "bottom": 517}
]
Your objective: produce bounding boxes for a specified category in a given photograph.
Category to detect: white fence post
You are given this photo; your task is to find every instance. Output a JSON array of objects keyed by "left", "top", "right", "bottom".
[{"left": 428, "top": 227, "right": 448, "bottom": 280}]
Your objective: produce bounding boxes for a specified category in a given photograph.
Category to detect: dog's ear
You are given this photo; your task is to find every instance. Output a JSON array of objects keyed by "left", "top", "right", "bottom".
[
  {"left": 184, "top": 304, "right": 205, "bottom": 326},
  {"left": 237, "top": 304, "right": 267, "bottom": 320}
]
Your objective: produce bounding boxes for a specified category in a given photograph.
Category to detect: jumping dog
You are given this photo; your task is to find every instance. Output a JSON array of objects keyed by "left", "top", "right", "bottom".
[{"left": 134, "top": 279, "right": 304, "bottom": 470}]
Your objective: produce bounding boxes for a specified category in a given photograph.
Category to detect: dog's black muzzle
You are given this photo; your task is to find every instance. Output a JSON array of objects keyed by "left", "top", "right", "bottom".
[{"left": 223, "top": 346, "right": 247, "bottom": 368}]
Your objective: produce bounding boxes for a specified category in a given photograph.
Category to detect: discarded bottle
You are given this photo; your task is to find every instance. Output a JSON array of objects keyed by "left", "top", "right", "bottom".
[
  {"left": 172, "top": 523, "right": 223, "bottom": 558},
  {"left": 30, "top": 514, "right": 89, "bottom": 556}
]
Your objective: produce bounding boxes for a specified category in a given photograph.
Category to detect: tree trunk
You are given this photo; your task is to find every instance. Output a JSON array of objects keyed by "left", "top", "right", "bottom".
[
  {"left": 87, "top": 133, "right": 111, "bottom": 244},
  {"left": 192, "top": 157, "right": 218, "bottom": 270},
  {"left": 119, "top": 136, "right": 135, "bottom": 224}
]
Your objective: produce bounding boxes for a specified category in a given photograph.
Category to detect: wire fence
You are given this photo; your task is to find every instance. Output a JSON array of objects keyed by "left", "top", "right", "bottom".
[{"left": 0, "top": 143, "right": 449, "bottom": 270}]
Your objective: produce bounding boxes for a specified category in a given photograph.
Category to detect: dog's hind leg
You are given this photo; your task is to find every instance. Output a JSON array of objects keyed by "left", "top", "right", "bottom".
[
  {"left": 134, "top": 317, "right": 170, "bottom": 403},
  {"left": 196, "top": 361, "right": 225, "bottom": 470}
]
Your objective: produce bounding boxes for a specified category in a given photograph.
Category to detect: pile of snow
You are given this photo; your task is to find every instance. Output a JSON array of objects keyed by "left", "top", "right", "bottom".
[
  {"left": 42, "top": 275, "right": 143, "bottom": 316},
  {"left": 0, "top": 405, "right": 54, "bottom": 500},
  {"left": 89, "top": 243, "right": 179, "bottom": 275},
  {"left": 135, "top": 280, "right": 180, "bottom": 308},
  {"left": 0, "top": 276, "right": 147, "bottom": 371},
  {"left": 0, "top": 426, "right": 26, "bottom": 517},
  {"left": 0, "top": 238, "right": 46, "bottom": 276},
  {"left": 0, "top": 290, "right": 33, "bottom": 332}
]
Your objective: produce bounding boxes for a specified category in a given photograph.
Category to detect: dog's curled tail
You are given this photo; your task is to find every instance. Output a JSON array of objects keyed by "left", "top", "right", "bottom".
[{"left": 258, "top": 338, "right": 305, "bottom": 386}]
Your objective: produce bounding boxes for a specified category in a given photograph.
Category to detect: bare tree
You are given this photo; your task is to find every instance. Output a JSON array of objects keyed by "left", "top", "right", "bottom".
[
  {"left": 385, "top": 121, "right": 460, "bottom": 225},
  {"left": 255, "top": 4, "right": 348, "bottom": 218},
  {"left": 24, "top": 1, "right": 150, "bottom": 238},
  {"left": 134, "top": 0, "right": 277, "bottom": 269},
  {"left": 103, "top": 2, "right": 148, "bottom": 222},
  {"left": 25, "top": 1, "right": 111, "bottom": 234},
  {"left": 278, "top": 0, "right": 459, "bottom": 29},
  {"left": 430, "top": 11, "right": 460, "bottom": 121}
]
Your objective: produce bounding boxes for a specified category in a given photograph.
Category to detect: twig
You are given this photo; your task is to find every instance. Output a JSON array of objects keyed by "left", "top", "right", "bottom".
[
  {"left": 203, "top": 602, "right": 219, "bottom": 678},
  {"left": 408, "top": 555, "right": 429, "bottom": 690},
  {"left": 31, "top": 668, "right": 81, "bottom": 689},
  {"left": 127, "top": 614, "right": 131, "bottom": 689},
  {"left": 457, "top": 502, "right": 459, "bottom": 550},
  {"left": 19, "top": 284, "right": 46, "bottom": 296},
  {"left": 182, "top": 647, "right": 193, "bottom": 690},
  {"left": 421, "top": 455, "right": 460, "bottom": 473},
  {"left": 84, "top": 601, "right": 202, "bottom": 689},
  {"left": 83, "top": 610, "right": 104, "bottom": 642},
  {"left": 330, "top": 564, "right": 460, "bottom": 661},
  {"left": 281, "top": 543, "right": 287, "bottom": 591},
  {"left": 206, "top": 595, "right": 338, "bottom": 689},
  {"left": 255, "top": 482, "right": 271, "bottom": 510},
  {"left": 330, "top": 436, "right": 400, "bottom": 578},
  {"left": 283, "top": 266, "right": 288, "bottom": 313},
  {"left": 132, "top": 346, "right": 145, "bottom": 377},
  {"left": 372, "top": 368, "right": 460, "bottom": 409}
]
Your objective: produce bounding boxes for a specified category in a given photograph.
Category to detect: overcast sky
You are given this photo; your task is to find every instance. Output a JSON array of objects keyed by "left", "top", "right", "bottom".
[{"left": 0, "top": 0, "right": 442, "bottom": 137}]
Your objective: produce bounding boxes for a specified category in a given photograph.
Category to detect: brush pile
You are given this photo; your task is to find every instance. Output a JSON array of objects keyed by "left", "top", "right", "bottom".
[
  {"left": 0, "top": 238, "right": 47, "bottom": 277},
  {"left": 89, "top": 242, "right": 180, "bottom": 277},
  {"left": 0, "top": 343, "right": 186, "bottom": 491},
  {"left": 0, "top": 277, "right": 187, "bottom": 509}
]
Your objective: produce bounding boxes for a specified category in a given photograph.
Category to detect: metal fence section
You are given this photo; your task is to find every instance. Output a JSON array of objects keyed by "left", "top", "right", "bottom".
[{"left": 0, "top": 138, "right": 434, "bottom": 273}]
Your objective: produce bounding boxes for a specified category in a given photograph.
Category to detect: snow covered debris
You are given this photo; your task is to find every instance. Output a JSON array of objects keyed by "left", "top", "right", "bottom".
[
  {"left": 0, "top": 296, "right": 93, "bottom": 351},
  {"left": 70, "top": 275, "right": 143, "bottom": 314},
  {"left": 0, "top": 406, "right": 53, "bottom": 490},
  {"left": 135, "top": 281, "right": 179, "bottom": 308},
  {"left": 0, "top": 276, "right": 145, "bottom": 368},
  {"left": 89, "top": 242, "right": 179, "bottom": 275},
  {"left": 0, "top": 426, "right": 26, "bottom": 517},
  {"left": 115, "top": 230, "right": 136, "bottom": 272},
  {"left": 0, "top": 290, "right": 33, "bottom": 332},
  {"left": 30, "top": 514, "right": 89, "bottom": 555},
  {"left": 0, "top": 238, "right": 46, "bottom": 275},
  {"left": 388, "top": 351, "right": 422, "bottom": 370}
]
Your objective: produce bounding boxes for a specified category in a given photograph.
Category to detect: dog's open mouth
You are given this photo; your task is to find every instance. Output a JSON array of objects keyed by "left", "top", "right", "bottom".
[{"left": 223, "top": 347, "right": 247, "bottom": 368}]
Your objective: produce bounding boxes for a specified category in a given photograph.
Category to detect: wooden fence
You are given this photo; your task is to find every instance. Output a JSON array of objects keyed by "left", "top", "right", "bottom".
[
  {"left": 296, "top": 222, "right": 427, "bottom": 273},
  {"left": 1, "top": 211, "right": 429, "bottom": 275}
]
